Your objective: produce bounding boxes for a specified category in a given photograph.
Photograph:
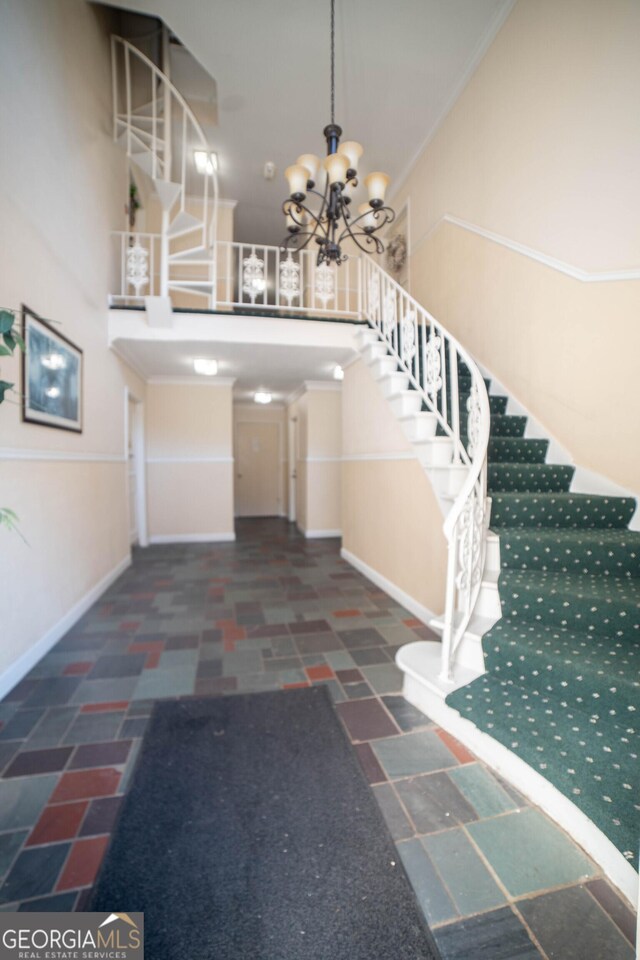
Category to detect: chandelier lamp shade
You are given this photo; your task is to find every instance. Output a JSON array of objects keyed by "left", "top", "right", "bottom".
[{"left": 281, "top": 0, "right": 394, "bottom": 265}]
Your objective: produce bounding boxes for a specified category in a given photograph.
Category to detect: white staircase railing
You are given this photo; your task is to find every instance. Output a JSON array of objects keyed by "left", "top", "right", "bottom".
[
  {"left": 361, "top": 258, "right": 491, "bottom": 682},
  {"left": 111, "top": 35, "right": 219, "bottom": 306},
  {"left": 110, "top": 237, "right": 363, "bottom": 317}
]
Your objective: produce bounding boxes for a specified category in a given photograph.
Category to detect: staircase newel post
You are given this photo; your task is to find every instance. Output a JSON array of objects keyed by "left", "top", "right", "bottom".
[{"left": 439, "top": 531, "right": 458, "bottom": 684}]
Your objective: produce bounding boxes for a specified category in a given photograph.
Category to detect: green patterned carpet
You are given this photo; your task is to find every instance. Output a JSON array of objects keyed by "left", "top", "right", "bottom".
[{"left": 445, "top": 378, "right": 640, "bottom": 868}]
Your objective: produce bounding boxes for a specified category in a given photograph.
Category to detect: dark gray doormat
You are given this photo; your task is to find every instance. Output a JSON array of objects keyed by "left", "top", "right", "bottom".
[{"left": 90, "top": 687, "right": 440, "bottom": 959}]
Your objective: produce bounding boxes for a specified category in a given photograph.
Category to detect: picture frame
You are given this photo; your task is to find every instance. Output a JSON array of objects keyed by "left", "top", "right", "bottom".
[{"left": 21, "top": 304, "right": 83, "bottom": 433}]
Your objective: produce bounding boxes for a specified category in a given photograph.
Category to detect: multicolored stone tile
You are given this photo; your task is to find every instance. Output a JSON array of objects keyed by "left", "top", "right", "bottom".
[{"left": 0, "top": 517, "right": 632, "bottom": 952}]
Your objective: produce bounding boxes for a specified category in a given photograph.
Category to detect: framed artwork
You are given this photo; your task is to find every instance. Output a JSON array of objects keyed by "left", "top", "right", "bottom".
[{"left": 21, "top": 305, "right": 83, "bottom": 432}]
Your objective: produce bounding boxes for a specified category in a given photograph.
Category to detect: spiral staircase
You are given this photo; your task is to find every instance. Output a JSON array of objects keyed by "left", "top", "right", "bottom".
[{"left": 110, "top": 35, "right": 219, "bottom": 309}]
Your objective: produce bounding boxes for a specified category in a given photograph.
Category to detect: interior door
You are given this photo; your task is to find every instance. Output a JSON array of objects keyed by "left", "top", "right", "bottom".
[{"left": 235, "top": 421, "right": 280, "bottom": 517}]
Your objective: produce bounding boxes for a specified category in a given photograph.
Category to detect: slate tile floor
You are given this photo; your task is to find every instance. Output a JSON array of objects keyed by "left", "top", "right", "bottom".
[{"left": 0, "top": 519, "right": 636, "bottom": 958}]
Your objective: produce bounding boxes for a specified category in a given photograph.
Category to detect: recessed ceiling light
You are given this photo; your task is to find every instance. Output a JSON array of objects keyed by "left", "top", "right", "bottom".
[
  {"left": 193, "top": 358, "right": 218, "bottom": 376},
  {"left": 194, "top": 150, "right": 218, "bottom": 175},
  {"left": 254, "top": 391, "right": 272, "bottom": 405},
  {"left": 333, "top": 364, "right": 344, "bottom": 381}
]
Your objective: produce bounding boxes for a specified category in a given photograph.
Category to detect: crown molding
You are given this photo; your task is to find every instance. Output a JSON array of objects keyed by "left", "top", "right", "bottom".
[{"left": 303, "top": 380, "right": 342, "bottom": 392}]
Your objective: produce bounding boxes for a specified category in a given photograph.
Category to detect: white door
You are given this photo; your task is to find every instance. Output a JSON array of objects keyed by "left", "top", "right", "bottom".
[{"left": 235, "top": 421, "right": 280, "bottom": 517}]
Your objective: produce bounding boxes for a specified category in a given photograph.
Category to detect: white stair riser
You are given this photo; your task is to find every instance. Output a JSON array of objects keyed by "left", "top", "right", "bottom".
[
  {"left": 357, "top": 329, "right": 378, "bottom": 349},
  {"left": 390, "top": 392, "right": 422, "bottom": 417},
  {"left": 416, "top": 439, "right": 454, "bottom": 468},
  {"left": 362, "top": 344, "right": 389, "bottom": 367},
  {"left": 469, "top": 582, "right": 502, "bottom": 621},
  {"left": 380, "top": 373, "right": 410, "bottom": 398},
  {"left": 428, "top": 466, "right": 467, "bottom": 497},
  {"left": 370, "top": 356, "right": 398, "bottom": 379},
  {"left": 401, "top": 414, "right": 438, "bottom": 442}
]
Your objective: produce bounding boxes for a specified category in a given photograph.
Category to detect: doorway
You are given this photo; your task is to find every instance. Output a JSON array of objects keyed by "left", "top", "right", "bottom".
[
  {"left": 234, "top": 420, "right": 281, "bottom": 517},
  {"left": 125, "top": 388, "right": 148, "bottom": 547},
  {"left": 288, "top": 416, "right": 298, "bottom": 523}
]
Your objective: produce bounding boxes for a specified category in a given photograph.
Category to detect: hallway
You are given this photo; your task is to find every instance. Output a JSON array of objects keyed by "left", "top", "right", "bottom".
[{"left": 0, "top": 520, "right": 634, "bottom": 958}]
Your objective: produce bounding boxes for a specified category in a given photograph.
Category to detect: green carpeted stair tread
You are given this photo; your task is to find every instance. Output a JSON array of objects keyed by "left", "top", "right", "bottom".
[
  {"left": 498, "top": 527, "right": 640, "bottom": 577},
  {"left": 488, "top": 395, "right": 508, "bottom": 415},
  {"left": 488, "top": 438, "right": 549, "bottom": 463},
  {"left": 482, "top": 617, "right": 639, "bottom": 712},
  {"left": 446, "top": 674, "right": 639, "bottom": 864},
  {"left": 490, "top": 492, "right": 636, "bottom": 529},
  {"left": 497, "top": 568, "right": 640, "bottom": 640},
  {"left": 488, "top": 463, "right": 575, "bottom": 494},
  {"left": 488, "top": 415, "right": 527, "bottom": 437}
]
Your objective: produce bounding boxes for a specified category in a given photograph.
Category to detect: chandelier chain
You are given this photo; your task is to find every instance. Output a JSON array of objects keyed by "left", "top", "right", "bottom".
[{"left": 330, "top": 0, "right": 335, "bottom": 125}]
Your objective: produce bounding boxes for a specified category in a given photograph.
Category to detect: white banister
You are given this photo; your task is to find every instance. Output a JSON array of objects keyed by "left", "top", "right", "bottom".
[{"left": 360, "top": 259, "right": 491, "bottom": 683}]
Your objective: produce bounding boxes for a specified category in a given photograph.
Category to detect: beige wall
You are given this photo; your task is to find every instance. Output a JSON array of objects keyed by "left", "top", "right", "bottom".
[
  {"left": 233, "top": 403, "right": 287, "bottom": 517},
  {"left": 342, "top": 360, "right": 448, "bottom": 616},
  {"left": 146, "top": 382, "right": 234, "bottom": 539},
  {"left": 288, "top": 387, "right": 342, "bottom": 536},
  {"left": 305, "top": 389, "right": 342, "bottom": 534},
  {"left": 394, "top": 0, "right": 640, "bottom": 492},
  {"left": 0, "top": 0, "right": 146, "bottom": 687}
]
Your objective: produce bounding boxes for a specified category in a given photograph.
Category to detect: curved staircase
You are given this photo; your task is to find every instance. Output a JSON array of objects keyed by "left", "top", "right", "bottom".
[
  {"left": 355, "top": 265, "right": 639, "bottom": 904},
  {"left": 447, "top": 421, "right": 639, "bottom": 870}
]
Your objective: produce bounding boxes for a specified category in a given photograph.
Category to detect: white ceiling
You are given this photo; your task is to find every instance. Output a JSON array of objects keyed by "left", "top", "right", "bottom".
[
  {"left": 104, "top": 0, "right": 513, "bottom": 244},
  {"left": 114, "top": 338, "right": 355, "bottom": 401}
]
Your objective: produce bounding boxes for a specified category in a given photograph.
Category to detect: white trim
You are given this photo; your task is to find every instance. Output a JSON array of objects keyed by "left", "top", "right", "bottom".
[
  {"left": 389, "top": 0, "right": 517, "bottom": 203},
  {"left": 306, "top": 456, "right": 342, "bottom": 464},
  {"left": 416, "top": 215, "right": 640, "bottom": 283},
  {"left": 342, "top": 452, "right": 415, "bottom": 462},
  {"left": 111, "top": 343, "right": 148, "bottom": 382},
  {"left": 0, "top": 555, "right": 132, "bottom": 702},
  {"left": 146, "top": 456, "right": 234, "bottom": 464},
  {"left": 148, "top": 532, "right": 236, "bottom": 543},
  {"left": 0, "top": 448, "right": 125, "bottom": 463},
  {"left": 303, "top": 380, "right": 342, "bottom": 392},
  {"left": 286, "top": 385, "right": 305, "bottom": 405},
  {"left": 305, "top": 529, "right": 342, "bottom": 539},
  {"left": 341, "top": 547, "right": 437, "bottom": 627},
  {"left": 147, "top": 376, "right": 237, "bottom": 386},
  {"left": 400, "top": 665, "right": 639, "bottom": 908}
]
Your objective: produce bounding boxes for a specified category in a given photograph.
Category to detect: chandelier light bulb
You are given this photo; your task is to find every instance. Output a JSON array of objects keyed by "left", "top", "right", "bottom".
[
  {"left": 357, "top": 203, "right": 377, "bottom": 231},
  {"left": 296, "top": 154, "right": 321, "bottom": 186},
  {"left": 254, "top": 391, "right": 272, "bottom": 405},
  {"left": 337, "top": 140, "right": 363, "bottom": 175},
  {"left": 323, "top": 153, "right": 349, "bottom": 186},
  {"left": 364, "top": 171, "right": 390, "bottom": 207},
  {"left": 333, "top": 364, "right": 345, "bottom": 381},
  {"left": 285, "top": 164, "right": 309, "bottom": 201}
]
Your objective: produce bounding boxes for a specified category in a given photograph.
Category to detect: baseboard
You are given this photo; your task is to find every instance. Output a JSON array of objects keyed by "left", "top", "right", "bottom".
[
  {"left": 341, "top": 547, "right": 437, "bottom": 627},
  {"left": 305, "top": 529, "right": 342, "bottom": 539},
  {"left": 148, "top": 533, "right": 236, "bottom": 544},
  {"left": 401, "top": 671, "right": 639, "bottom": 909},
  {"left": 0, "top": 554, "right": 132, "bottom": 702}
]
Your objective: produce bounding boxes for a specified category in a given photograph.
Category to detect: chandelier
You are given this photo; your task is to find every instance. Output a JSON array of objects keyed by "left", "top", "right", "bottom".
[{"left": 281, "top": 0, "right": 394, "bottom": 265}]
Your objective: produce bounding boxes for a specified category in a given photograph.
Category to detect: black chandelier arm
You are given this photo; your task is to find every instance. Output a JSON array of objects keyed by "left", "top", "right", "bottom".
[
  {"left": 281, "top": 226, "right": 326, "bottom": 255},
  {"left": 281, "top": 199, "right": 329, "bottom": 252},
  {"left": 337, "top": 204, "right": 396, "bottom": 251}
]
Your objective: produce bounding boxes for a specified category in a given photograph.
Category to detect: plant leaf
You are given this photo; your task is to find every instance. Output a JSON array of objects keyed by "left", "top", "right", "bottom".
[
  {"left": 2, "top": 332, "right": 16, "bottom": 353},
  {"left": 0, "top": 310, "right": 15, "bottom": 334},
  {"left": 0, "top": 380, "right": 15, "bottom": 402},
  {"left": 12, "top": 331, "right": 25, "bottom": 352},
  {"left": 0, "top": 345, "right": 11, "bottom": 357}
]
